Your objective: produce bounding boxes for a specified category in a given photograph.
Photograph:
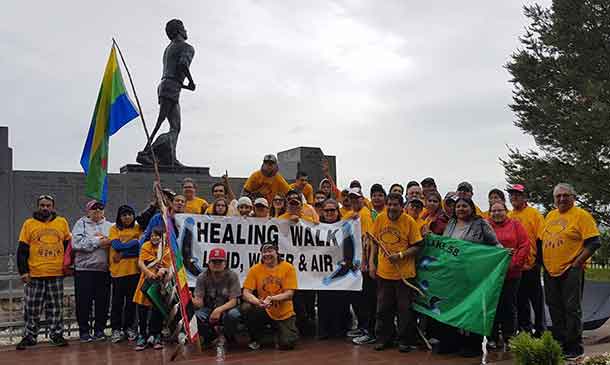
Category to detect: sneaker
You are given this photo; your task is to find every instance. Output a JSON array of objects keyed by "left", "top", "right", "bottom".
[
  {"left": 398, "top": 344, "right": 416, "bottom": 353},
  {"left": 248, "top": 341, "right": 261, "bottom": 350},
  {"left": 564, "top": 348, "right": 584, "bottom": 361},
  {"left": 352, "top": 334, "right": 376, "bottom": 345},
  {"left": 374, "top": 342, "right": 393, "bottom": 351},
  {"left": 111, "top": 330, "right": 124, "bottom": 344},
  {"left": 50, "top": 335, "right": 68, "bottom": 347},
  {"left": 152, "top": 335, "right": 163, "bottom": 350},
  {"left": 135, "top": 335, "right": 148, "bottom": 351},
  {"left": 16, "top": 336, "right": 36, "bottom": 350},
  {"left": 92, "top": 331, "right": 106, "bottom": 342},
  {"left": 347, "top": 328, "right": 365, "bottom": 338},
  {"left": 126, "top": 329, "right": 137, "bottom": 341},
  {"left": 79, "top": 333, "right": 92, "bottom": 343}
]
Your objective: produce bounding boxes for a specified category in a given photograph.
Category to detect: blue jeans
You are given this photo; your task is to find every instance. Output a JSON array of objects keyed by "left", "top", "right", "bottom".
[{"left": 196, "top": 306, "right": 241, "bottom": 341}]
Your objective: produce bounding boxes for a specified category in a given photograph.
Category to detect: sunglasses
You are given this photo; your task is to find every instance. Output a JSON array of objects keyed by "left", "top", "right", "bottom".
[
  {"left": 90, "top": 204, "right": 105, "bottom": 211},
  {"left": 38, "top": 194, "right": 55, "bottom": 203},
  {"left": 288, "top": 199, "right": 300, "bottom": 205},
  {"left": 323, "top": 208, "right": 338, "bottom": 213}
]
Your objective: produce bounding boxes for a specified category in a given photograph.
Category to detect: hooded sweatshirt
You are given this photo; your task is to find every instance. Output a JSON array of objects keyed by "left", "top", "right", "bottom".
[{"left": 72, "top": 216, "right": 112, "bottom": 271}]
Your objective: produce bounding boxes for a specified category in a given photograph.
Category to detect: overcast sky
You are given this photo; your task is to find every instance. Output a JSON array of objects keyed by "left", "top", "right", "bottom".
[{"left": 1, "top": 0, "right": 549, "bottom": 205}]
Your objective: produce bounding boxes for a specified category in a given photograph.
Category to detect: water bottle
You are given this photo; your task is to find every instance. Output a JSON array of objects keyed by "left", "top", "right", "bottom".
[{"left": 216, "top": 337, "right": 225, "bottom": 362}]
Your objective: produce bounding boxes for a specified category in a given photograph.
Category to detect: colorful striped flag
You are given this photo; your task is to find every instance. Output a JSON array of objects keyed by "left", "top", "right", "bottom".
[
  {"left": 163, "top": 209, "right": 199, "bottom": 343},
  {"left": 80, "top": 45, "right": 138, "bottom": 203}
]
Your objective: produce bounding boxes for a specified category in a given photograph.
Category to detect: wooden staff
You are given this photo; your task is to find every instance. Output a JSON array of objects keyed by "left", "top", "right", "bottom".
[{"left": 366, "top": 232, "right": 424, "bottom": 297}]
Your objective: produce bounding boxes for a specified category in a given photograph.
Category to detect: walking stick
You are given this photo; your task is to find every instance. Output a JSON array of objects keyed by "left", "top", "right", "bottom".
[{"left": 365, "top": 232, "right": 424, "bottom": 297}]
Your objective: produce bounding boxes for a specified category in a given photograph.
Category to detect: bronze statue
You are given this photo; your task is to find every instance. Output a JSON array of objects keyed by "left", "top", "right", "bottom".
[{"left": 137, "top": 19, "right": 195, "bottom": 167}]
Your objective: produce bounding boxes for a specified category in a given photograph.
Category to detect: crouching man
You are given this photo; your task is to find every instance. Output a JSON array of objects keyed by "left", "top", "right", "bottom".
[
  {"left": 241, "top": 242, "right": 298, "bottom": 350},
  {"left": 193, "top": 248, "right": 241, "bottom": 345}
]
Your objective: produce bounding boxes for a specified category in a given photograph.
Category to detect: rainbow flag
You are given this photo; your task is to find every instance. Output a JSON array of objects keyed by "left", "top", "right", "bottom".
[{"left": 80, "top": 45, "right": 138, "bottom": 203}]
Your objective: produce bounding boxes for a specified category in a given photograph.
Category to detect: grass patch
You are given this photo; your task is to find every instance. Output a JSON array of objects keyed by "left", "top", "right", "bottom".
[{"left": 586, "top": 267, "right": 610, "bottom": 282}]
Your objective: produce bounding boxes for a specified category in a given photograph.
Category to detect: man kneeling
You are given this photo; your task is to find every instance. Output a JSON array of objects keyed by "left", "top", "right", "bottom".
[
  {"left": 242, "top": 242, "right": 298, "bottom": 350},
  {"left": 193, "top": 248, "right": 241, "bottom": 345}
]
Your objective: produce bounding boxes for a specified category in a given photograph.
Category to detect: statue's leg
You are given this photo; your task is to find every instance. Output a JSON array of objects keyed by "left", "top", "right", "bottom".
[
  {"left": 167, "top": 102, "right": 182, "bottom": 166},
  {"left": 145, "top": 99, "right": 173, "bottom": 150}
]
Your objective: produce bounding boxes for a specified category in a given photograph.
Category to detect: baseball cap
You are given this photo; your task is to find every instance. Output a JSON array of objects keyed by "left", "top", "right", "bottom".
[
  {"left": 86, "top": 200, "right": 105, "bottom": 210},
  {"left": 444, "top": 191, "right": 458, "bottom": 202},
  {"left": 237, "top": 196, "right": 253, "bottom": 207},
  {"left": 457, "top": 181, "right": 473, "bottom": 192},
  {"left": 254, "top": 197, "right": 269, "bottom": 207},
  {"left": 421, "top": 177, "right": 436, "bottom": 187},
  {"left": 208, "top": 248, "right": 227, "bottom": 262},
  {"left": 347, "top": 187, "right": 363, "bottom": 197},
  {"left": 507, "top": 184, "right": 526, "bottom": 193},
  {"left": 263, "top": 154, "right": 278, "bottom": 163},
  {"left": 260, "top": 241, "right": 278, "bottom": 252}
]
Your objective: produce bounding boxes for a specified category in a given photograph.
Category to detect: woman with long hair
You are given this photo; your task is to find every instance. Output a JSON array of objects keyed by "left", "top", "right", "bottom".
[{"left": 270, "top": 194, "right": 286, "bottom": 218}]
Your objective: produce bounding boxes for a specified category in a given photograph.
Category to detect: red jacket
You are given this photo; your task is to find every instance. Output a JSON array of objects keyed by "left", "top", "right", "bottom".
[{"left": 488, "top": 218, "right": 530, "bottom": 279}]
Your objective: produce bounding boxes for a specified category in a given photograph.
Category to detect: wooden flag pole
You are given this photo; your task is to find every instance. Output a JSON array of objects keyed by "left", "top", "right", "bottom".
[{"left": 111, "top": 37, "right": 161, "bottom": 181}]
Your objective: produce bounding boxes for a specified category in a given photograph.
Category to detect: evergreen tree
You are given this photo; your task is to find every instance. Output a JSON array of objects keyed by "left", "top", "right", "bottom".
[{"left": 503, "top": 0, "right": 610, "bottom": 226}]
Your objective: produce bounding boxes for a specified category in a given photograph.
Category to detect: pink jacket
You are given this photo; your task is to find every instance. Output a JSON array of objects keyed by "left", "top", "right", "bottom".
[{"left": 488, "top": 218, "right": 530, "bottom": 279}]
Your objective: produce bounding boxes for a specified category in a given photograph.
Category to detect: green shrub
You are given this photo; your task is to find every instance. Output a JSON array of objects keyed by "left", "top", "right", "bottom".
[
  {"left": 509, "top": 331, "right": 564, "bottom": 365},
  {"left": 583, "top": 353, "right": 610, "bottom": 365}
]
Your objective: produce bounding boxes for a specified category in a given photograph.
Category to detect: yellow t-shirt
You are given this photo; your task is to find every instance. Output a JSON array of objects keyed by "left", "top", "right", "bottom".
[
  {"left": 185, "top": 197, "right": 208, "bottom": 214},
  {"left": 342, "top": 207, "right": 373, "bottom": 236},
  {"left": 108, "top": 225, "right": 142, "bottom": 278},
  {"left": 133, "top": 241, "right": 172, "bottom": 306},
  {"left": 372, "top": 212, "right": 423, "bottom": 280},
  {"left": 243, "top": 261, "right": 298, "bottom": 320},
  {"left": 278, "top": 211, "right": 316, "bottom": 223},
  {"left": 539, "top": 206, "right": 599, "bottom": 277},
  {"left": 508, "top": 205, "right": 544, "bottom": 270},
  {"left": 243, "top": 170, "right": 291, "bottom": 205},
  {"left": 339, "top": 206, "right": 351, "bottom": 218},
  {"left": 18, "top": 216, "right": 71, "bottom": 278},
  {"left": 290, "top": 182, "right": 314, "bottom": 204}
]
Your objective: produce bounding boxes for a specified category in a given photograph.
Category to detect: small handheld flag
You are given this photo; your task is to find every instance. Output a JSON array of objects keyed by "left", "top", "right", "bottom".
[{"left": 80, "top": 45, "right": 138, "bottom": 203}]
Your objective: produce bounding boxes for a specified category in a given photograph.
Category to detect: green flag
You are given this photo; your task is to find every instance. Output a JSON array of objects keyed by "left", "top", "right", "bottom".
[{"left": 413, "top": 234, "right": 510, "bottom": 336}]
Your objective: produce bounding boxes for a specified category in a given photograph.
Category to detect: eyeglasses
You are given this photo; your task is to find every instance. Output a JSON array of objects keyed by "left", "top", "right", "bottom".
[{"left": 323, "top": 208, "right": 338, "bottom": 213}]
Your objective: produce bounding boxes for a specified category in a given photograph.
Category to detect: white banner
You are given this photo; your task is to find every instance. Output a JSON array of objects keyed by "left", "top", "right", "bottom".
[{"left": 174, "top": 214, "right": 363, "bottom": 291}]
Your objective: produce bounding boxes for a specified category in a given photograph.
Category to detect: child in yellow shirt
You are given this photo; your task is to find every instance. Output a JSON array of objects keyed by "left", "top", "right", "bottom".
[{"left": 133, "top": 227, "right": 172, "bottom": 351}]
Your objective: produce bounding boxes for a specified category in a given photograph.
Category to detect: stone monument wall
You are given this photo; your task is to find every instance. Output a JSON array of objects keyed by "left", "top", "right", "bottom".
[{"left": 0, "top": 126, "right": 335, "bottom": 273}]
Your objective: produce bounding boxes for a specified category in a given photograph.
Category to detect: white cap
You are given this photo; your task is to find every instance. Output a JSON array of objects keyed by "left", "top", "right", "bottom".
[
  {"left": 348, "top": 187, "right": 363, "bottom": 197},
  {"left": 237, "top": 196, "right": 253, "bottom": 207},
  {"left": 254, "top": 197, "right": 269, "bottom": 207}
]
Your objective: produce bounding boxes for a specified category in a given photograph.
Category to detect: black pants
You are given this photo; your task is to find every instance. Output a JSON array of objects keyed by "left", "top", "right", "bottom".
[
  {"left": 375, "top": 277, "right": 416, "bottom": 346},
  {"left": 517, "top": 265, "right": 545, "bottom": 333},
  {"left": 350, "top": 274, "right": 377, "bottom": 334},
  {"left": 544, "top": 267, "right": 584, "bottom": 353},
  {"left": 75, "top": 270, "right": 111, "bottom": 335},
  {"left": 241, "top": 303, "right": 299, "bottom": 349},
  {"left": 138, "top": 304, "right": 163, "bottom": 337},
  {"left": 294, "top": 290, "right": 316, "bottom": 336},
  {"left": 111, "top": 275, "right": 139, "bottom": 332},
  {"left": 493, "top": 277, "right": 521, "bottom": 341},
  {"left": 317, "top": 290, "right": 350, "bottom": 337}
]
